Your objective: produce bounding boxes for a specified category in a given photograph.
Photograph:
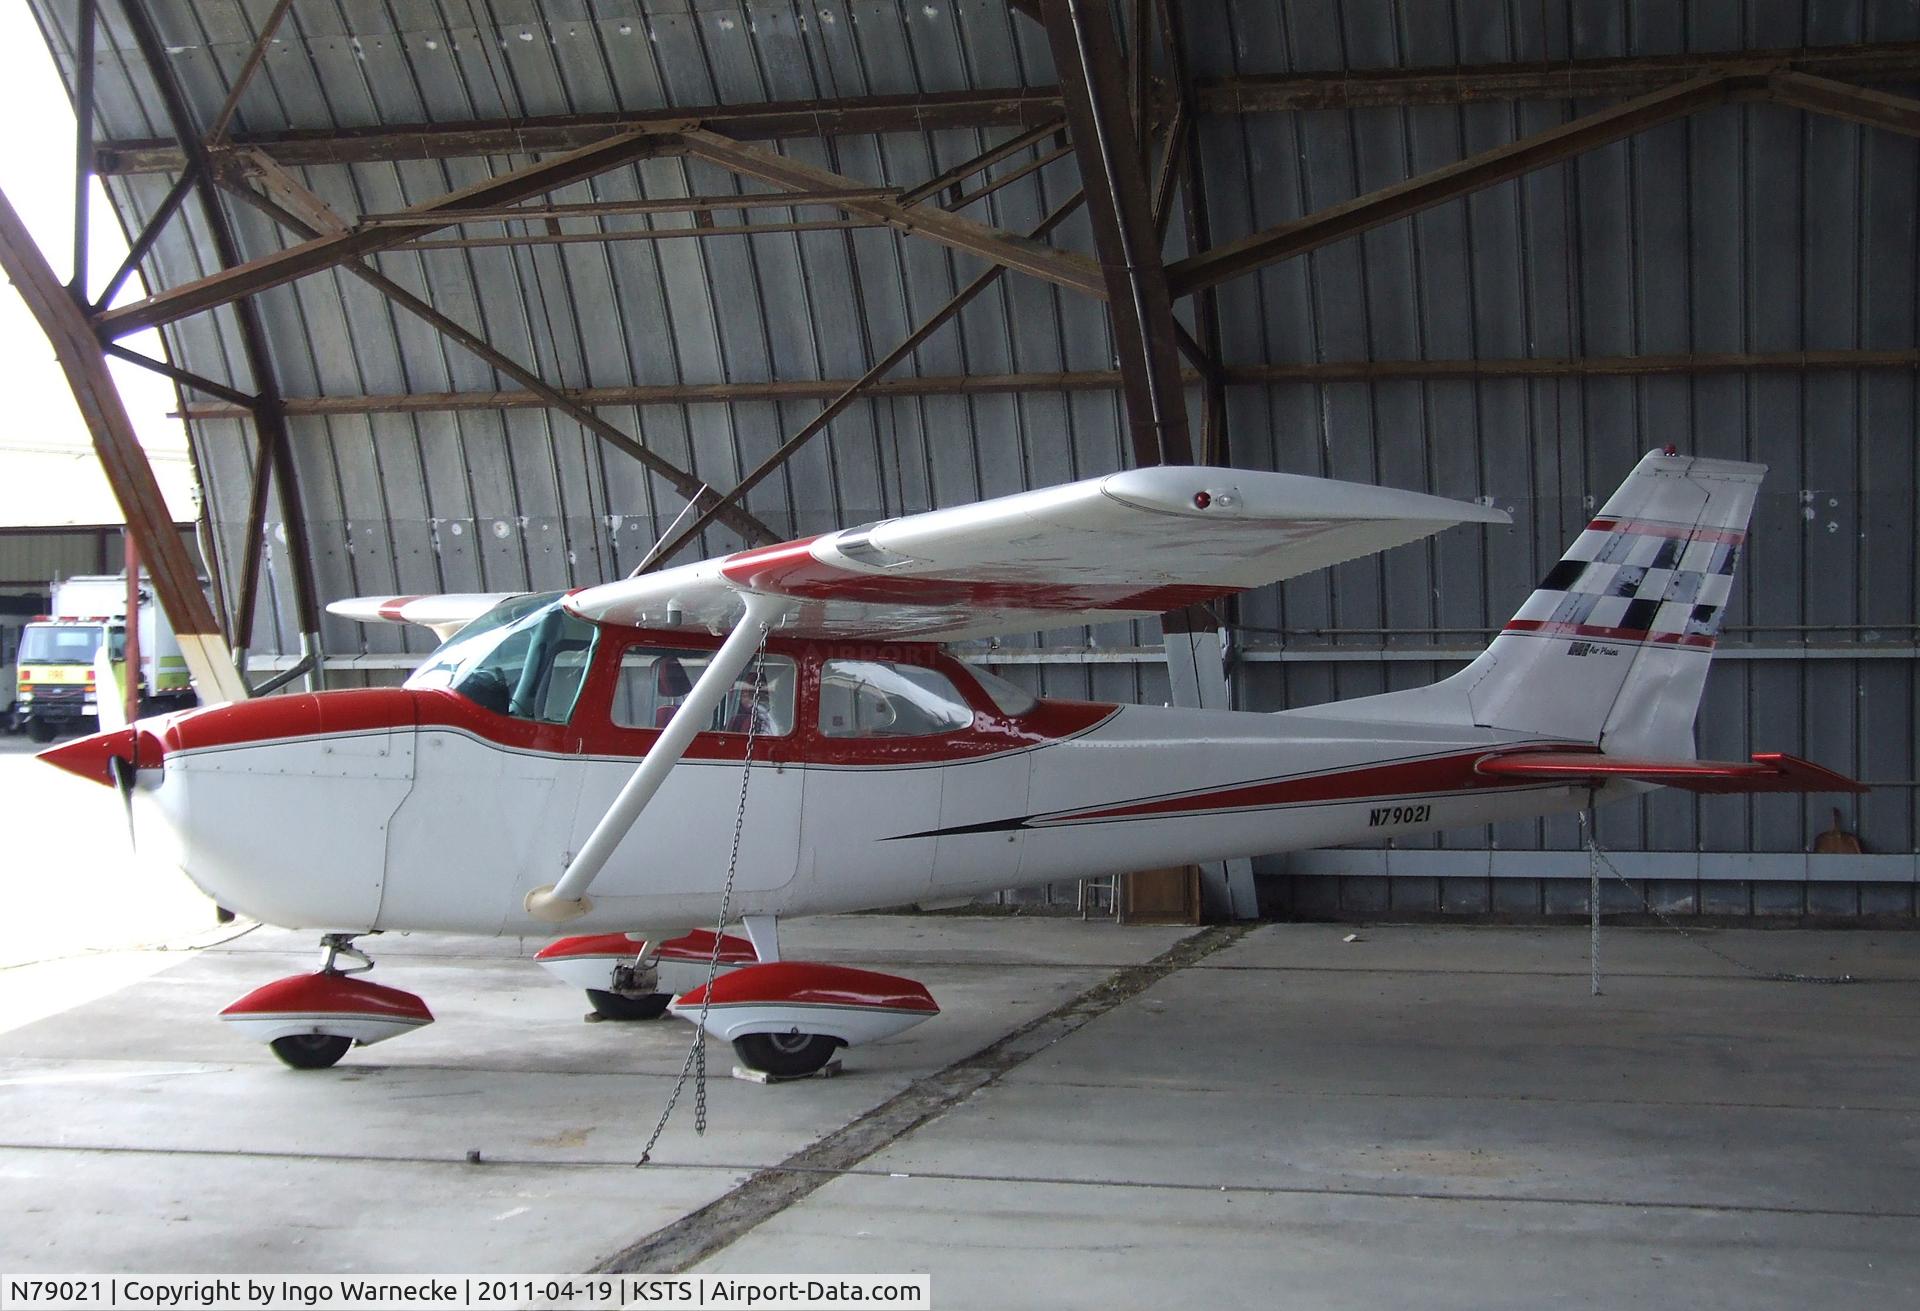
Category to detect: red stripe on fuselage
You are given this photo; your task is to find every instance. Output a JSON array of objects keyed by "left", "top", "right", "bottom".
[
  {"left": 1054, "top": 748, "right": 1553, "bottom": 825},
  {"left": 720, "top": 538, "right": 1238, "bottom": 612}
]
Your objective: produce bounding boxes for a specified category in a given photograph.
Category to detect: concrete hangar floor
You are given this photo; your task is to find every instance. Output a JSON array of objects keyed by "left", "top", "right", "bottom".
[{"left": 1, "top": 734, "right": 1917, "bottom": 1307}]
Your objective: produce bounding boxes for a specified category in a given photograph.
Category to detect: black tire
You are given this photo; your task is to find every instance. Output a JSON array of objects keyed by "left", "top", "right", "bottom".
[
  {"left": 25, "top": 718, "right": 54, "bottom": 744},
  {"left": 732, "top": 1031, "right": 841, "bottom": 1078},
  {"left": 586, "top": 988, "right": 671, "bottom": 1021},
  {"left": 269, "top": 1033, "right": 353, "bottom": 1069}
]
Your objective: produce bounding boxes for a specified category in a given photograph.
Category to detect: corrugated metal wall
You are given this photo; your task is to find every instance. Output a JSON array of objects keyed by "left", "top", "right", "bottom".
[
  {"left": 31, "top": 2, "right": 1920, "bottom": 891},
  {"left": 0, "top": 529, "right": 119, "bottom": 590}
]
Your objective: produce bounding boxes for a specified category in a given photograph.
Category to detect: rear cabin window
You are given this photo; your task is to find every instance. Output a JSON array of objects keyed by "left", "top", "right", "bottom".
[
  {"left": 818, "top": 660, "right": 975, "bottom": 738},
  {"left": 611, "top": 648, "right": 796, "bottom": 736}
]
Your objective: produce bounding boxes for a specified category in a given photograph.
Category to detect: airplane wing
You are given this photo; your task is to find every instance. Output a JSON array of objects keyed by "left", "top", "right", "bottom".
[
  {"left": 326, "top": 593, "right": 519, "bottom": 641},
  {"left": 1475, "top": 749, "right": 1867, "bottom": 793},
  {"left": 567, "top": 465, "right": 1510, "bottom": 641}
]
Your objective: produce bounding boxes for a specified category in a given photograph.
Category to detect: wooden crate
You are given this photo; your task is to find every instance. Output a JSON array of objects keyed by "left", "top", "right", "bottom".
[{"left": 1119, "top": 865, "right": 1202, "bottom": 925}]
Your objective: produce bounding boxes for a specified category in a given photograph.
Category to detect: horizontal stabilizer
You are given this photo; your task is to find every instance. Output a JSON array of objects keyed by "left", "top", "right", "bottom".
[{"left": 1475, "top": 749, "right": 1866, "bottom": 794}]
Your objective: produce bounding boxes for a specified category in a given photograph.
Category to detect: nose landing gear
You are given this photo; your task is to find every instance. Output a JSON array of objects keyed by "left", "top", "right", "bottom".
[
  {"left": 534, "top": 929, "right": 759, "bottom": 1022},
  {"left": 219, "top": 934, "right": 434, "bottom": 1069}
]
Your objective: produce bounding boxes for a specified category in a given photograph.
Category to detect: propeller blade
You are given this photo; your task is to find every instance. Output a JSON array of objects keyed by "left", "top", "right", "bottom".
[{"left": 106, "top": 753, "right": 136, "bottom": 846}]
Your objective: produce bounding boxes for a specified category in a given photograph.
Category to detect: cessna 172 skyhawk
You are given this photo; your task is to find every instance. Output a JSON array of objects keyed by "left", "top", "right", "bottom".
[{"left": 41, "top": 450, "right": 1861, "bottom": 1074}]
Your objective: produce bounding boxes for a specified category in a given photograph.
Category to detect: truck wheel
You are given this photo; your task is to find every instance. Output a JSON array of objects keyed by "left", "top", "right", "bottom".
[{"left": 26, "top": 718, "right": 53, "bottom": 744}]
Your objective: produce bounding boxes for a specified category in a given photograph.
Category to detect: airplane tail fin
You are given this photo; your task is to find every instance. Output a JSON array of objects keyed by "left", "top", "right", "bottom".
[{"left": 1442, "top": 449, "right": 1763, "bottom": 755}]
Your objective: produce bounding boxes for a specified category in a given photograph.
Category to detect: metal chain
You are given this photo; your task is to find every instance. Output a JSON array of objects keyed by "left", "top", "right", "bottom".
[
  {"left": 1581, "top": 813, "right": 1856, "bottom": 987},
  {"left": 637, "top": 622, "right": 773, "bottom": 1166},
  {"left": 1581, "top": 807, "right": 1601, "bottom": 997}
]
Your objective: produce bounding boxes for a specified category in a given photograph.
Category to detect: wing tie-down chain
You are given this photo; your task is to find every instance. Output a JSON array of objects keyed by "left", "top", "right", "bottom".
[{"left": 638, "top": 622, "right": 772, "bottom": 1166}]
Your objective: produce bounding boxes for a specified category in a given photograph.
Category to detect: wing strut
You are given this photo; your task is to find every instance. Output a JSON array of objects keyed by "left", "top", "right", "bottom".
[{"left": 524, "top": 590, "right": 791, "bottom": 923}]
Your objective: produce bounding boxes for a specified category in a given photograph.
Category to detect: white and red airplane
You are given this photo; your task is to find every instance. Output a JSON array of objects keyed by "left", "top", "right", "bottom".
[{"left": 41, "top": 450, "right": 1861, "bottom": 1075}]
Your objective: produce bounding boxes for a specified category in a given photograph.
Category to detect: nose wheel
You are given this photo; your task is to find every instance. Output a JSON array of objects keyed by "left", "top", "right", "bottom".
[
  {"left": 586, "top": 988, "right": 671, "bottom": 1021},
  {"left": 220, "top": 935, "right": 434, "bottom": 1068}
]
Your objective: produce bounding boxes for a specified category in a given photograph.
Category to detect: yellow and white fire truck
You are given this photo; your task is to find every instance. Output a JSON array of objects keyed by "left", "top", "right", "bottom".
[{"left": 13, "top": 574, "right": 193, "bottom": 742}]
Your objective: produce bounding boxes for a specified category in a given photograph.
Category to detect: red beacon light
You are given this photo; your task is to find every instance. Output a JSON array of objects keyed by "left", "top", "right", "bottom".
[
  {"left": 1663, "top": 444, "right": 1679, "bottom": 456},
  {"left": 1192, "top": 491, "right": 1212, "bottom": 509}
]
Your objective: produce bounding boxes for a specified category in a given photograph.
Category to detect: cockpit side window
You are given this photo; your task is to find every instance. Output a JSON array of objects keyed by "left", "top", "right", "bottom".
[
  {"left": 610, "top": 646, "right": 796, "bottom": 736},
  {"left": 405, "top": 593, "right": 598, "bottom": 725}
]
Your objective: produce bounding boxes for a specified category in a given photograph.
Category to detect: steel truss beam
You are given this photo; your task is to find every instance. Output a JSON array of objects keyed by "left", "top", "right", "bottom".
[
  {"left": 219, "top": 157, "right": 780, "bottom": 546},
  {"left": 1042, "top": 0, "right": 1191, "bottom": 465},
  {"left": 115, "top": 0, "right": 322, "bottom": 660},
  {"left": 1196, "top": 41, "right": 1920, "bottom": 112},
  {"left": 104, "top": 342, "right": 258, "bottom": 408},
  {"left": 676, "top": 129, "right": 1107, "bottom": 297},
  {"left": 86, "top": 42, "right": 1920, "bottom": 177},
  {"left": 899, "top": 118, "right": 1067, "bottom": 206},
  {"left": 68, "top": 0, "right": 95, "bottom": 299},
  {"left": 356, "top": 188, "right": 901, "bottom": 227},
  {"left": 1154, "top": 0, "right": 1226, "bottom": 461},
  {"left": 172, "top": 350, "right": 1920, "bottom": 422},
  {"left": 1169, "top": 67, "right": 1920, "bottom": 298},
  {"left": 94, "top": 88, "right": 1071, "bottom": 176},
  {"left": 203, "top": 0, "right": 293, "bottom": 149},
  {"left": 96, "top": 125, "right": 686, "bottom": 338},
  {"left": 639, "top": 190, "right": 1090, "bottom": 572},
  {"left": 101, "top": 124, "right": 1111, "bottom": 335},
  {"left": 1764, "top": 70, "right": 1920, "bottom": 138},
  {"left": 393, "top": 218, "right": 886, "bottom": 253},
  {"left": 1167, "top": 74, "right": 1747, "bottom": 297},
  {"left": 0, "top": 187, "right": 247, "bottom": 703}
]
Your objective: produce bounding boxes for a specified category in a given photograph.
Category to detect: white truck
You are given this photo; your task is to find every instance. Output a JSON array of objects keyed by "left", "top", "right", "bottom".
[
  {"left": 1, "top": 623, "right": 17, "bottom": 730},
  {"left": 13, "top": 575, "right": 194, "bottom": 743}
]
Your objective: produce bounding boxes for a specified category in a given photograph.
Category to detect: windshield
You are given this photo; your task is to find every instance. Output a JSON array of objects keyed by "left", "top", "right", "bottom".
[
  {"left": 406, "top": 593, "right": 598, "bottom": 724},
  {"left": 19, "top": 624, "right": 104, "bottom": 666}
]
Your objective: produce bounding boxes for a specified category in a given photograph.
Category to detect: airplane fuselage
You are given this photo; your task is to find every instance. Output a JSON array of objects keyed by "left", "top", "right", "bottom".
[{"left": 104, "top": 627, "right": 1592, "bottom": 936}]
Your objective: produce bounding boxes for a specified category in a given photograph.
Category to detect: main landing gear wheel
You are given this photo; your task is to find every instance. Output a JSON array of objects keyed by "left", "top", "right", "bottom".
[
  {"left": 733, "top": 1031, "right": 841, "bottom": 1078},
  {"left": 585, "top": 988, "right": 670, "bottom": 1021},
  {"left": 269, "top": 1033, "right": 353, "bottom": 1070}
]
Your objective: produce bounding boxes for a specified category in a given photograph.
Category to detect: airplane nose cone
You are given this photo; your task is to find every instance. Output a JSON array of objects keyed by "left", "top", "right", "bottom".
[{"left": 37, "top": 725, "right": 148, "bottom": 787}]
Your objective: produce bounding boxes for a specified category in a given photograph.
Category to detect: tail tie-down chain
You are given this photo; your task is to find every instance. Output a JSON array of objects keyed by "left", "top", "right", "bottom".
[{"left": 1580, "top": 807, "right": 1856, "bottom": 989}]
